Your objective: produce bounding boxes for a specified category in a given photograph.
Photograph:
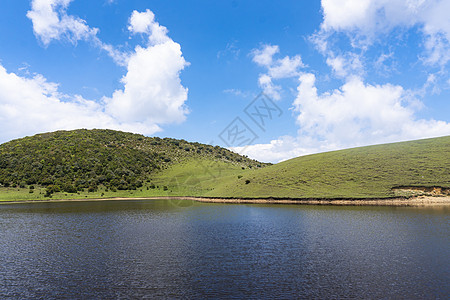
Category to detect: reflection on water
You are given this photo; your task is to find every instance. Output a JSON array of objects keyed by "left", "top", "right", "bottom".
[{"left": 1, "top": 200, "right": 449, "bottom": 298}]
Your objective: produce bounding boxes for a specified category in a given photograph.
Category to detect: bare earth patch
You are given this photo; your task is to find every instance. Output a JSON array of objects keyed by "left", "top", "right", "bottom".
[
  {"left": 2, "top": 195, "right": 449, "bottom": 207},
  {"left": 392, "top": 186, "right": 450, "bottom": 198}
]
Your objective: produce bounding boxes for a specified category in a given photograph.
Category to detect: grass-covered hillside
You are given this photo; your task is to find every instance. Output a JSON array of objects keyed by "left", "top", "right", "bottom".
[
  {"left": 208, "top": 136, "right": 450, "bottom": 199},
  {"left": 1, "top": 131, "right": 448, "bottom": 201},
  {"left": 0, "top": 129, "right": 265, "bottom": 199}
]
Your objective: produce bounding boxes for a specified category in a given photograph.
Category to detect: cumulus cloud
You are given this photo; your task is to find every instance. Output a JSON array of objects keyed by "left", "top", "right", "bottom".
[
  {"left": 236, "top": 73, "right": 450, "bottom": 162},
  {"left": 0, "top": 7, "right": 189, "bottom": 143},
  {"left": 128, "top": 9, "right": 155, "bottom": 34},
  {"left": 251, "top": 44, "right": 304, "bottom": 100},
  {"left": 27, "top": 0, "right": 98, "bottom": 45},
  {"left": 0, "top": 65, "right": 161, "bottom": 144},
  {"left": 294, "top": 73, "right": 450, "bottom": 144},
  {"left": 318, "top": 0, "right": 450, "bottom": 67},
  {"left": 104, "top": 9, "right": 189, "bottom": 126},
  {"left": 105, "top": 41, "right": 189, "bottom": 125},
  {"left": 128, "top": 9, "right": 170, "bottom": 45},
  {"left": 27, "top": 0, "right": 129, "bottom": 66}
]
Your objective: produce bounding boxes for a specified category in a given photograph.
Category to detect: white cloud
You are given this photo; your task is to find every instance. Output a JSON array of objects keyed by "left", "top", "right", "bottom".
[
  {"left": 251, "top": 44, "right": 279, "bottom": 67},
  {"left": 27, "top": 0, "right": 129, "bottom": 66},
  {"left": 128, "top": 9, "right": 170, "bottom": 45},
  {"left": 319, "top": 0, "right": 450, "bottom": 66},
  {"left": 321, "top": 0, "right": 373, "bottom": 32},
  {"left": 326, "top": 53, "right": 364, "bottom": 78},
  {"left": 241, "top": 2, "right": 450, "bottom": 162},
  {"left": 27, "top": 0, "right": 98, "bottom": 46},
  {"left": 236, "top": 73, "right": 450, "bottom": 163},
  {"left": 293, "top": 73, "right": 450, "bottom": 145},
  {"left": 231, "top": 136, "right": 311, "bottom": 163},
  {"left": 257, "top": 74, "right": 280, "bottom": 100},
  {"left": 217, "top": 41, "right": 240, "bottom": 60},
  {"left": 103, "top": 10, "right": 189, "bottom": 126},
  {"left": 0, "top": 65, "right": 161, "bottom": 144},
  {"left": 321, "top": 0, "right": 423, "bottom": 36},
  {"left": 374, "top": 51, "right": 396, "bottom": 75},
  {"left": 128, "top": 9, "right": 155, "bottom": 34},
  {"left": 223, "top": 89, "right": 250, "bottom": 98},
  {"left": 268, "top": 55, "right": 304, "bottom": 79},
  {"left": 105, "top": 40, "right": 189, "bottom": 125},
  {"left": 421, "top": 1, "right": 450, "bottom": 65},
  {"left": 0, "top": 8, "right": 190, "bottom": 144},
  {"left": 99, "top": 44, "right": 129, "bottom": 67},
  {"left": 251, "top": 44, "right": 304, "bottom": 100}
]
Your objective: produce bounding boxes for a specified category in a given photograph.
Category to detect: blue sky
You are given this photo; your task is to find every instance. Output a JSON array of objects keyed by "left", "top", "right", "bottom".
[{"left": 0, "top": 0, "right": 449, "bottom": 162}]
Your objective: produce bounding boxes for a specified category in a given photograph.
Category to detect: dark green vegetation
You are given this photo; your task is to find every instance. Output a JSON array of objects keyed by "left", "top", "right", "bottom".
[
  {"left": 0, "top": 130, "right": 448, "bottom": 201},
  {"left": 0, "top": 129, "right": 265, "bottom": 199},
  {"left": 209, "top": 136, "right": 450, "bottom": 198}
]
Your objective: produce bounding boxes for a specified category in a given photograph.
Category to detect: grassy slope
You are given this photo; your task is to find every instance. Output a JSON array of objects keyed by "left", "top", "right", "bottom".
[
  {"left": 0, "top": 129, "right": 265, "bottom": 201},
  {"left": 207, "top": 136, "right": 450, "bottom": 199},
  {"left": 0, "top": 158, "right": 248, "bottom": 201},
  {"left": 1, "top": 135, "right": 449, "bottom": 201}
]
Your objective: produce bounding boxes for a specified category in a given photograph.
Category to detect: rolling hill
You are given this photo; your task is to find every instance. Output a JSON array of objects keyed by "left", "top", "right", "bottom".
[
  {"left": 0, "top": 129, "right": 265, "bottom": 200},
  {"left": 209, "top": 136, "right": 450, "bottom": 199},
  {"left": 0, "top": 130, "right": 448, "bottom": 201}
]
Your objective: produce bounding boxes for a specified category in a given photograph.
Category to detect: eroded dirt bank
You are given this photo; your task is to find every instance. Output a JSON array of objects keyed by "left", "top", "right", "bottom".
[
  {"left": 186, "top": 196, "right": 450, "bottom": 206},
  {"left": 2, "top": 195, "right": 449, "bottom": 207}
]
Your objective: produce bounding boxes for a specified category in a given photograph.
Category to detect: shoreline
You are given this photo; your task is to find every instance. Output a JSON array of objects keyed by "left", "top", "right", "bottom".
[{"left": 1, "top": 195, "right": 449, "bottom": 207}]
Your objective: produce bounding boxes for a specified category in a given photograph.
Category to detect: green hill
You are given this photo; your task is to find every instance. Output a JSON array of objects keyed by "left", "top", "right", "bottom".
[
  {"left": 0, "top": 129, "right": 265, "bottom": 200},
  {"left": 208, "top": 136, "right": 450, "bottom": 199},
  {"left": 1, "top": 130, "right": 448, "bottom": 201}
]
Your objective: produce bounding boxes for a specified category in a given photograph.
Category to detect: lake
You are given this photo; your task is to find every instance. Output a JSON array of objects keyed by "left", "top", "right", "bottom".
[{"left": 1, "top": 200, "right": 449, "bottom": 299}]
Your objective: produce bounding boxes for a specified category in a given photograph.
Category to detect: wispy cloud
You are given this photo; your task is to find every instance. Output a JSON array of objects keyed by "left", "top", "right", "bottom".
[
  {"left": 250, "top": 44, "right": 304, "bottom": 100},
  {"left": 217, "top": 40, "right": 241, "bottom": 60}
]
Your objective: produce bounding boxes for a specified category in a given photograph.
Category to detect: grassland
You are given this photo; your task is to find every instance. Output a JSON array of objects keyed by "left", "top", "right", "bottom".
[
  {"left": 0, "top": 129, "right": 265, "bottom": 200},
  {"left": 0, "top": 158, "right": 249, "bottom": 201},
  {"left": 207, "top": 136, "right": 450, "bottom": 199},
  {"left": 1, "top": 133, "right": 449, "bottom": 202}
]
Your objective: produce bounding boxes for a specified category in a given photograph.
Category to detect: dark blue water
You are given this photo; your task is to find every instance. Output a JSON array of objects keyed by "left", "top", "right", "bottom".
[{"left": 1, "top": 200, "right": 449, "bottom": 299}]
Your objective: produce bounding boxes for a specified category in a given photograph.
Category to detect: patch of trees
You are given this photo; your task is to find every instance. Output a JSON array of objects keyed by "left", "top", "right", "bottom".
[{"left": 0, "top": 129, "right": 268, "bottom": 195}]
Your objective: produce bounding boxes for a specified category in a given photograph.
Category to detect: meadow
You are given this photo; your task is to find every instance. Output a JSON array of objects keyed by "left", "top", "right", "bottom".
[{"left": 1, "top": 134, "right": 449, "bottom": 201}]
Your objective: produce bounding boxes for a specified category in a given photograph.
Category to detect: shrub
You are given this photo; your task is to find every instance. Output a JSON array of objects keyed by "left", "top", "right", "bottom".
[
  {"left": 44, "top": 189, "right": 53, "bottom": 197},
  {"left": 64, "top": 184, "right": 77, "bottom": 193}
]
